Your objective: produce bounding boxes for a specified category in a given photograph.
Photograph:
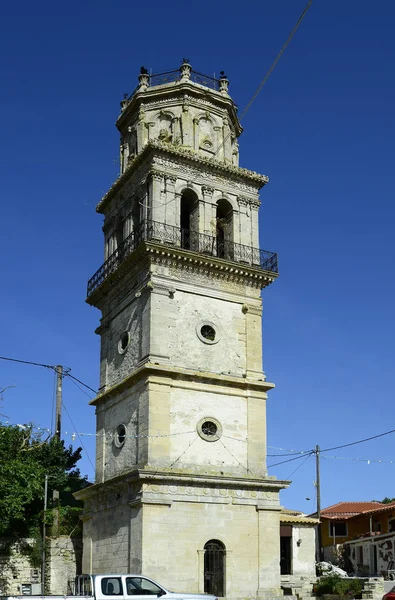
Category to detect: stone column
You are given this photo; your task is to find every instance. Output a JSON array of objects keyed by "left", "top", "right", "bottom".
[
  {"left": 250, "top": 200, "right": 260, "bottom": 249},
  {"left": 120, "top": 138, "right": 128, "bottom": 174},
  {"left": 173, "top": 117, "right": 181, "bottom": 145},
  {"left": 165, "top": 175, "right": 177, "bottom": 228},
  {"left": 181, "top": 102, "right": 192, "bottom": 148},
  {"left": 137, "top": 107, "right": 147, "bottom": 150},
  {"left": 193, "top": 118, "right": 199, "bottom": 151},
  {"left": 214, "top": 126, "right": 222, "bottom": 160},
  {"left": 175, "top": 192, "right": 181, "bottom": 245},
  {"left": 150, "top": 172, "right": 165, "bottom": 226},
  {"left": 146, "top": 122, "right": 155, "bottom": 143},
  {"left": 222, "top": 116, "right": 232, "bottom": 162},
  {"left": 232, "top": 138, "right": 239, "bottom": 166},
  {"left": 237, "top": 197, "right": 251, "bottom": 257},
  {"left": 201, "top": 186, "right": 214, "bottom": 235}
]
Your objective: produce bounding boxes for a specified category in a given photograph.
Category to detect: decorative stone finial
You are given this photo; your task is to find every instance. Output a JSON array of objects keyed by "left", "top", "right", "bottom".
[
  {"left": 180, "top": 58, "right": 192, "bottom": 81},
  {"left": 219, "top": 70, "right": 229, "bottom": 95},
  {"left": 120, "top": 92, "right": 129, "bottom": 111},
  {"left": 138, "top": 66, "right": 150, "bottom": 90}
]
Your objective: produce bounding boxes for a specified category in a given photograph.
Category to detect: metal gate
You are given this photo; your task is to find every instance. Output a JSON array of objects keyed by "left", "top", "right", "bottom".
[{"left": 204, "top": 540, "right": 226, "bottom": 597}]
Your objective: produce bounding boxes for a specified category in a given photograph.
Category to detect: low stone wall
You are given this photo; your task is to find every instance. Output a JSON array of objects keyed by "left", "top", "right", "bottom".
[
  {"left": 0, "top": 539, "right": 40, "bottom": 596},
  {"left": 0, "top": 536, "right": 82, "bottom": 596},
  {"left": 362, "top": 577, "right": 385, "bottom": 600}
]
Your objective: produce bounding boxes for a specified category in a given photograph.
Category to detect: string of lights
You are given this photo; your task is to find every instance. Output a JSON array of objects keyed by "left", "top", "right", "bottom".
[
  {"left": 0, "top": 420, "right": 196, "bottom": 440},
  {"left": 3, "top": 418, "right": 395, "bottom": 466}
]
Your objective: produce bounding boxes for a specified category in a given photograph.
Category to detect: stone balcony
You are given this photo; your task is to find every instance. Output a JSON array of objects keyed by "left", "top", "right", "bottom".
[{"left": 87, "top": 220, "right": 278, "bottom": 299}]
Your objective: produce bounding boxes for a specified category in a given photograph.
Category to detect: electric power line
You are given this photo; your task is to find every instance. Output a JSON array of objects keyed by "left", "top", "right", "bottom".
[
  {"left": 213, "top": 0, "right": 314, "bottom": 159},
  {"left": 62, "top": 402, "right": 95, "bottom": 474},
  {"left": 267, "top": 451, "right": 315, "bottom": 469},
  {"left": 64, "top": 373, "right": 97, "bottom": 395},
  {"left": 286, "top": 452, "right": 313, "bottom": 480},
  {"left": 320, "top": 428, "right": 395, "bottom": 453},
  {"left": 0, "top": 355, "right": 54, "bottom": 370}
]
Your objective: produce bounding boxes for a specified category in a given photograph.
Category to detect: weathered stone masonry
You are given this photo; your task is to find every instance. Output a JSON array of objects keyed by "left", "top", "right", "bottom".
[{"left": 76, "top": 60, "right": 288, "bottom": 600}]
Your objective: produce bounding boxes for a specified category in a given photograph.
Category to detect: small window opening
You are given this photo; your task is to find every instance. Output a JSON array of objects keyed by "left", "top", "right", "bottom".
[
  {"left": 115, "top": 424, "right": 126, "bottom": 448},
  {"left": 118, "top": 331, "right": 130, "bottom": 354},
  {"left": 202, "top": 421, "right": 218, "bottom": 437},
  {"left": 201, "top": 325, "right": 216, "bottom": 341}
]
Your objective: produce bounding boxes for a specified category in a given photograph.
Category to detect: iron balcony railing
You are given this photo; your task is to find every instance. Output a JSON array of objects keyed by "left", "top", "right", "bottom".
[
  {"left": 128, "top": 69, "right": 221, "bottom": 99},
  {"left": 87, "top": 220, "right": 278, "bottom": 297}
]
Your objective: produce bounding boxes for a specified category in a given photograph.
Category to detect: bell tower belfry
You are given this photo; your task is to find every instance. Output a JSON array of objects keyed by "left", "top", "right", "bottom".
[{"left": 77, "top": 60, "right": 288, "bottom": 600}]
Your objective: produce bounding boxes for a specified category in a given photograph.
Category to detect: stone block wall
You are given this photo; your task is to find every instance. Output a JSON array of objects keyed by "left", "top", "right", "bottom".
[{"left": 0, "top": 537, "right": 81, "bottom": 596}]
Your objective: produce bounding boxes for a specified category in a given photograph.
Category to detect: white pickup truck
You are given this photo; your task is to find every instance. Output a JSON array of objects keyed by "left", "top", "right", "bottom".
[{"left": 1, "top": 574, "right": 217, "bottom": 600}]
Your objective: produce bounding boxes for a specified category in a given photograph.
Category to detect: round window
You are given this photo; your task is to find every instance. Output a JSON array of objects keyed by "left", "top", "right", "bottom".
[
  {"left": 114, "top": 424, "right": 126, "bottom": 448},
  {"left": 118, "top": 331, "right": 130, "bottom": 354},
  {"left": 196, "top": 321, "right": 220, "bottom": 345},
  {"left": 197, "top": 417, "right": 222, "bottom": 442}
]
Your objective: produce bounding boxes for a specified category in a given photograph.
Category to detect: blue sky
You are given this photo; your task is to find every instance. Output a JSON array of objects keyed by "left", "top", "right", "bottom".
[{"left": 1, "top": 0, "right": 395, "bottom": 514}]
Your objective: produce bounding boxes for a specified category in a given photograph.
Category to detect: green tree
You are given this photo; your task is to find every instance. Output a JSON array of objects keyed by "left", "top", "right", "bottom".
[{"left": 0, "top": 423, "right": 87, "bottom": 537}]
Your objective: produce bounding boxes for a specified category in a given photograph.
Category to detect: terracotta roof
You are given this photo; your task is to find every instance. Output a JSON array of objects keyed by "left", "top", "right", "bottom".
[
  {"left": 281, "top": 514, "right": 319, "bottom": 525},
  {"left": 361, "top": 501, "right": 395, "bottom": 516},
  {"left": 282, "top": 508, "right": 305, "bottom": 516},
  {"left": 281, "top": 508, "right": 319, "bottom": 525},
  {"left": 318, "top": 502, "right": 383, "bottom": 520}
]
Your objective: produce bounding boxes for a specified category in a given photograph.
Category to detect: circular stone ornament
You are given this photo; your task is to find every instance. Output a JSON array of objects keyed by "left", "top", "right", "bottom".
[
  {"left": 197, "top": 417, "right": 222, "bottom": 442},
  {"left": 196, "top": 321, "right": 219, "bottom": 345},
  {"left": 118, "top": 331, "right": 130, "bottom": 354},
  {"left": 114, "top": 424, "right": 127, "bottom": 448}
]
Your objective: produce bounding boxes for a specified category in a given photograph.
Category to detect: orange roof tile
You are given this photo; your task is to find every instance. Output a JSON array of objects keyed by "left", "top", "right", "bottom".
[{"left": 320, "top": 502, "right": 383, "bottom": 519}]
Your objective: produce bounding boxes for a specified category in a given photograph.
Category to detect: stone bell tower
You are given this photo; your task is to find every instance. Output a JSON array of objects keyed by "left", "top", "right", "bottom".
[{"left": 76, "top": 60, "right": 288, "bottom": 600}]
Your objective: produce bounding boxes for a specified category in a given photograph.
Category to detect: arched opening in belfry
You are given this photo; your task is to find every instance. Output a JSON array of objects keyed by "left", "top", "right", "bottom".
[
  {"left": 216, "top": 199, "right": 233, "bottom": 259},
  {"left": 204, "top": 539, "right": 226, "bottom": 597},
  {"left": 180, "top": 189, "right": 199, "bottom": 250}
]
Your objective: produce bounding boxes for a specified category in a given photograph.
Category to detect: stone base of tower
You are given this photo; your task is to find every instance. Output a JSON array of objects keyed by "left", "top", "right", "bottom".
[{"left": 77, "top": 471, "right": 288, "bottom": 600}]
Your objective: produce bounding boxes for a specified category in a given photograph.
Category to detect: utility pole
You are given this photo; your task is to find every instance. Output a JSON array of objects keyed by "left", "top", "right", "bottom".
[
  {"left": 52, "top": 365, "right": 63, "bottom": 536},
  {"left": 41, "top": 474, "right": 48, "bottom": 593},
  {"left": 316, "top": 444, "right": 324, "bottom": 561},
  {"left": 55, "top": 365, "right": 63, "bottom": 439}
]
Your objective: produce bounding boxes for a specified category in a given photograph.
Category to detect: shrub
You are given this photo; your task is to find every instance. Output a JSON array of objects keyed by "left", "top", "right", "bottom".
[{"left": 314, "top": 575, "right": 363, "bottom": 598}]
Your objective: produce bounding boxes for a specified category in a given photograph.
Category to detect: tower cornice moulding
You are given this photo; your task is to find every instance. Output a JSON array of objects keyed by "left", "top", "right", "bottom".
[{"left": 97, "top": 141, "right": 268, "bottom": 213}]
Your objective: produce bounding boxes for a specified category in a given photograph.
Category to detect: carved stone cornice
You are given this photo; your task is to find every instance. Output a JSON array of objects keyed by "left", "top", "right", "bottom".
[
  {"left": 150, "top": 170, "right": 165, "bottom": 182},
  {"left": 165, "top": 174, "right": 177, "bottom": 184},
  {"left": 96, "top": 141, "right": 268, "bottom": 213},
  {"left": 75, "top": 467, "right": 289, "bottom": 504},
  {"left": 144, "top": 243, "right": 277, "bottom": 290}
]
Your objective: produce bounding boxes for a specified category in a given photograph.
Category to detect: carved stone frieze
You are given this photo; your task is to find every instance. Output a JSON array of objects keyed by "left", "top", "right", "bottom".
[
  {"left": 151, "top": 156, "right": 260, "bottom": 195},
  {"left": 201, "top": 185, "right": 214, "bottom": 197},
  {"left": 142, "top": 95, "right": 223, "bottom": 115},
  {"left": 141, "top": 483, "right": 278, "bottom": 503},
  {"left": 147, "top": 249, "right": 276, "bottom": 290}
]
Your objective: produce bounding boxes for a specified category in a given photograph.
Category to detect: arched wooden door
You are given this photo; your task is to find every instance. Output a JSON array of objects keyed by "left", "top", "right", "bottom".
[{"left": 204, "top": 540, "right": 226, "bottom": 597}]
